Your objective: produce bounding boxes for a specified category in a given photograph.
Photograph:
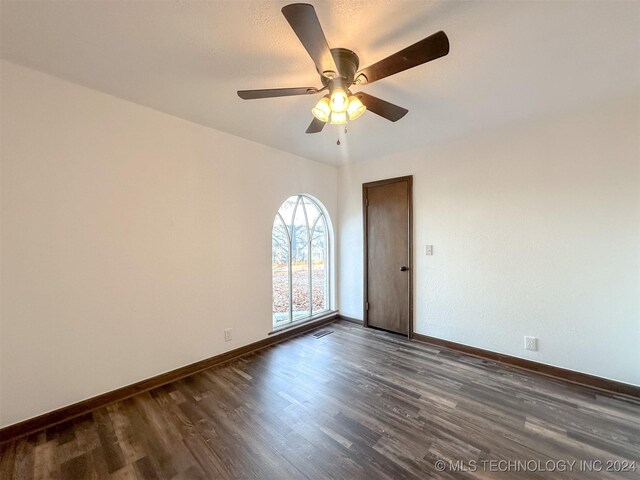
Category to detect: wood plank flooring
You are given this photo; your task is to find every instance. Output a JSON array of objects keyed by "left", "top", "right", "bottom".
[{"left": 1, "top": 320, "right": 639, "bottom": 479}]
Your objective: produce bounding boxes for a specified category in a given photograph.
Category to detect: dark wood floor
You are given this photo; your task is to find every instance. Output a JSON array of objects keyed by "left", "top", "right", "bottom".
[{"left": 1, "top": 321, "right": 639, "bottom": 479}]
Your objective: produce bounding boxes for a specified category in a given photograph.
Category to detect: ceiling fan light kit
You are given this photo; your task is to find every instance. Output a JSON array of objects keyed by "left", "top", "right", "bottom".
[{"left": 237, "top": 3, "right": 450, "bottom": 137}]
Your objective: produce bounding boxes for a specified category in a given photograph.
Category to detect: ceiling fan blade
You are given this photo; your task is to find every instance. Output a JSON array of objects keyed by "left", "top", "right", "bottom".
[
  {"left": 281, "top": 3, "right": 339, "bottom": 77},
  {"left": 356, "top": 31, "right": 449, "bottom": 84},
  {"left": 237, "top": 87, "right": 320, "bottom": 100},
  {"left": 355, "top": 92, "right": 408, "bottom": 122},
  {"left": 306, "top": 117, "right": 326, "bottom": 134}
]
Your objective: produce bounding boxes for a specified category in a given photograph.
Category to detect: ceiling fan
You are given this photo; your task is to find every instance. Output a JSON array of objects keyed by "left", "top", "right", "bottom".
[{"left": 237, "top": 3, "right": 449, "bottom": 134}]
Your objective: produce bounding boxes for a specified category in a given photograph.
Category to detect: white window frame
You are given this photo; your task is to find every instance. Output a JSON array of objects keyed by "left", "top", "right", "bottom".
[{"left": 272, "top": 195, "right": 330, "bottom": 328}]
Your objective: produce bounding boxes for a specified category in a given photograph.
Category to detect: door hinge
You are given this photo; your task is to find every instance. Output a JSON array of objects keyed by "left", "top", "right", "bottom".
[
  {"left": 365, "top": 302, "right": 369, "bottom": 311},
  {"left": 365, "top": 197, "right": 369, "bottom": 207}
]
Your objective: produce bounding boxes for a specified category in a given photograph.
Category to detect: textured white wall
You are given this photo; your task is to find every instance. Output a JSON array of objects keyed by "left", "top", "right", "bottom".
[
  {"left": 338, "top": 93, "right": 640, "bottom": 386},
  {"left": 0, "top": 61, "right": 338, "bottom": 427}
]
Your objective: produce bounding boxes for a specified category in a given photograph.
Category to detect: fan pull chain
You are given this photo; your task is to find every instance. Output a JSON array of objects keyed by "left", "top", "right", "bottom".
[{"left": 337, "top": 127, "right": 347, "bottom": 146}]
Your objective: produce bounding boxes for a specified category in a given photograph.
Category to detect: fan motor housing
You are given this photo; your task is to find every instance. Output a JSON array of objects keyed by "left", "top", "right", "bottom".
[{"left": 319, "top": 48, "right": 360, "bottom": 86}]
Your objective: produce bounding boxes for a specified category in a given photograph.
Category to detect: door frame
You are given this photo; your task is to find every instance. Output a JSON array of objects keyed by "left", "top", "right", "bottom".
[{"left": 362, "top": 175, "right": 414, "bottom": 339}]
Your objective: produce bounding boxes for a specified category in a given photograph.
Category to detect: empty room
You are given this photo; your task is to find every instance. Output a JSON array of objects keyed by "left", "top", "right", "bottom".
[{"left": 1, "top": 0, "right": 639, "bottom": 478}]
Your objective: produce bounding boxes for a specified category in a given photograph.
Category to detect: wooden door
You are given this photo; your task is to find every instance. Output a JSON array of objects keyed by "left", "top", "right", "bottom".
[{"left": 363, "top": 176, "right": 413, "bottom": 336}]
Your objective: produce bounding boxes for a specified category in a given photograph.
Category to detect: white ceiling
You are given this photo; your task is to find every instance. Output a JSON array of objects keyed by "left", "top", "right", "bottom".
[{"left": 2, "top": 0, "right": 639, "bottom": 165}]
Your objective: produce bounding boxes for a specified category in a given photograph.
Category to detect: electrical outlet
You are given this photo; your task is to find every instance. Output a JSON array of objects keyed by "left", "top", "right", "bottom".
[
  {"left": 524, "top": 336, "right": 537, "bottom": 351},
  {"left": 425, "top": 245, "right": 433, "bottom": 256},
  {"left": 224, "top": 328, "right": 232, "bottom": 342}
]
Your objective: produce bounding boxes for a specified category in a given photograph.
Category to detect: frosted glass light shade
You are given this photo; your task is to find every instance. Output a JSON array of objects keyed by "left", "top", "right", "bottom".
[
  {"left": 311, "top": 97, "right": 331, "bottom": 122},
  {"left": 347, "top": 96, "right": 366, "bottom": 120},
  {"left": 329, "top": 88, "right": 349, "bottom": 113},
  {"left": 330, "top": 111, "right": 347, "bottom": 124}
]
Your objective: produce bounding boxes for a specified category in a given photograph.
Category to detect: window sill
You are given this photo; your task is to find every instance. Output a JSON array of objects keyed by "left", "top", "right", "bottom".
[{"left": 269, "top": 310, "right": 338, "bottom": 335}]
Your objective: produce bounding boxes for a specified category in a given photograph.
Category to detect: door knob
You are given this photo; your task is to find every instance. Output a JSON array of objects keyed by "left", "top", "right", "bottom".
[{"left": 400, "top": 266, "right": 409, "bottom": 271}]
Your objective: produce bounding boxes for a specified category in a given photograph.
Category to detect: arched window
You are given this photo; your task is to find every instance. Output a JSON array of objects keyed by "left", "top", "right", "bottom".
[{"left": 272, "top": 195, "right": 330, "bottom": 327}]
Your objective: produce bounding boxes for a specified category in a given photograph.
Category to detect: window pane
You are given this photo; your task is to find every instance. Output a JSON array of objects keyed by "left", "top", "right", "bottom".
[
  {"left": 311, "top": 217, "right": 328, "bottom": 313},
  {"left": 291, "top": 198, "right": 310, "bottom": 319},
  {"left": 302, "top": 197, "right": 321, "bottom": 230},
  {"left": 272, "top": 216, "right": 290, "bottom": 325}
]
